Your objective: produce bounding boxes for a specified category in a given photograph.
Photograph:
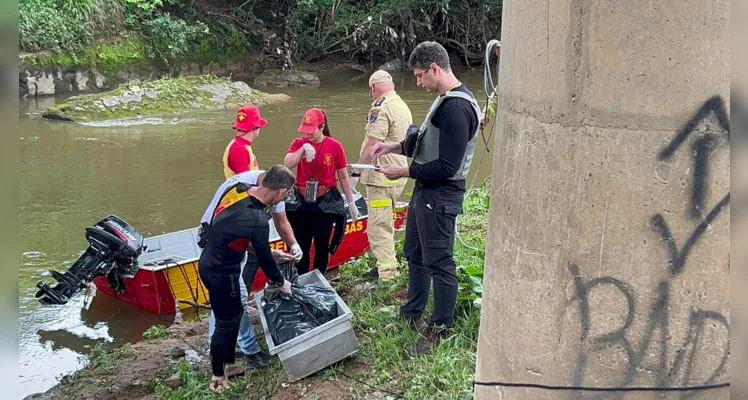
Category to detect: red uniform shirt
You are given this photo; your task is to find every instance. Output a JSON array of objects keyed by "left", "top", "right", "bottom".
[
  {"left": 223, "top": 136, "right": 259, "bottom": 178},
  {"left": 288, "top": 136, "right": 347, "bottom": 188}
]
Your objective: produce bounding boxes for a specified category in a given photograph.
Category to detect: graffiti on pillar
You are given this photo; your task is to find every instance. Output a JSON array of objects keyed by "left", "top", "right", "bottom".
[
  {"left": 649, "top": 193, "right": 730, "bottom": 276},
  {"left": 568, "top": 264, "right": 730, "bottom": 399},
  {"left": 569, "top": 96, "right": 730, "bottom": 398},
  {"left": 657, "top": 95, "right": 729, "bottom": 219}
]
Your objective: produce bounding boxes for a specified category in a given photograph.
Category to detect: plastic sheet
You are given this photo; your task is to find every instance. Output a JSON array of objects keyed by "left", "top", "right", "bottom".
[
  {"left": 263, "top": 262, "right": 339, "bottom": 345},
  {"left": 263, "top": 262, "right": 299, "bottom": 301}
]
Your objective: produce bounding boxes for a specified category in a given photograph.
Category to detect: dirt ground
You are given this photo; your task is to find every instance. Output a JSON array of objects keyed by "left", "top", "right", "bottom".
[
  {"left": 22, "top": 264, "right": 414, "bottom": 400},
  {"left": 266, "top": 359, "right": 395, "bottom": 400},
  {"left": 24, "top": 318, "right": 389, "bottom": 400},
  {"left": 24, "top": 322, "right": 211, "bottom": 400}
]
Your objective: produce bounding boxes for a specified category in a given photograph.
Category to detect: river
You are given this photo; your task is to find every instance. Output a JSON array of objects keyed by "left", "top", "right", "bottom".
[{"left": 17, "top": 66, "right": 495, "bottom": 398}]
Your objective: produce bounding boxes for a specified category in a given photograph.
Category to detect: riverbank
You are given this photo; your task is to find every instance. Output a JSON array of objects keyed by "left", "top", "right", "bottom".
[
  {"left": 19, "top": 0, "right": 502, "bottom": 98},
  {"left": 19, "top": 43, "right": 373, "bottom": 98},
  {"left": 24, "top": 180, "right": 490, "bottom": 400}
]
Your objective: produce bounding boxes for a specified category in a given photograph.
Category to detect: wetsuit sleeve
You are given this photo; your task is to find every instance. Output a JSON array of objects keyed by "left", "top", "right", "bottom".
[
  {"left": 249, "top": 223, "right": 284, "bottom": 284},
  {"left": 408, "top": 103, "right": 471, "bottom": 181}
]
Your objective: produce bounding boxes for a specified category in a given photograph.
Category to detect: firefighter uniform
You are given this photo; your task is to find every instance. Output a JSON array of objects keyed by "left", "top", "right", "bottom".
[
  {"left": 358, "top": 71, "right": 413, "bottom": 280},
  {"left": 222, "top": 136, "right": 259, "bottom": 178},
  {"left": 222, "top": 105, "right": 266, "bottom": 179}
]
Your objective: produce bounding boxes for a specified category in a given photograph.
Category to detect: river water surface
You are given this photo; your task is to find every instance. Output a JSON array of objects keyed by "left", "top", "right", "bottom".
[{"left": 18, "top": 67, "right": 494, "bottom": 397}]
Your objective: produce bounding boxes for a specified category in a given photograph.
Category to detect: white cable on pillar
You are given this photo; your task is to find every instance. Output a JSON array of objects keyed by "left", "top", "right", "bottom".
[{"left": 483, "top": 39, "right": 501, "bottom": 99}]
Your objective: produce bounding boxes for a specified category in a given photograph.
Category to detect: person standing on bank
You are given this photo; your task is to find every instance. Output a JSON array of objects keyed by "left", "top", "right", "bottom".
[
  {"left": 371, "top": 41, "right": 481, "bottom": 354},
  {"left": 206, "top": 106, "right": 303, "bottom": 370},
  {"left": 197, "top": 165, "right": 296, "bottom": 392},
  {"left": 284, "top": 108, "right": 359, "bottom": 275},
  {"left": 350, "top": 70, "right": 412, "bottom": 281}
]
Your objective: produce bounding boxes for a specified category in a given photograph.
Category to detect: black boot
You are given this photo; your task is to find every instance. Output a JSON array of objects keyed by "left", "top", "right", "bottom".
[
  {"left": 406, "top": 324, "right": 450, "bottom": 357},
  {"left": 363, "top": 266, "right": 378, "bottom": 279},
  {"left": 246, "top": 350, "right": 271, "bottom": 369}
]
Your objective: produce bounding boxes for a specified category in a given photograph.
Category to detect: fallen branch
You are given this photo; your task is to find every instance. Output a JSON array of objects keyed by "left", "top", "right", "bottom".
[
  {"left": 439, "top": 37, "right": 485, "bottom": 66},
  {"left": 177, "top": 299, "right": 212, "bottom": 310}
]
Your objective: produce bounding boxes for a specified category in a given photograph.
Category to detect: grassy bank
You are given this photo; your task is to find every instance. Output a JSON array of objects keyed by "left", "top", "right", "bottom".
[
  {"left": 19, "top": 40, "right": 148, "bottom": 76},
  {"left": 36, "top": 181, "right": 490, "bottom": 400}
]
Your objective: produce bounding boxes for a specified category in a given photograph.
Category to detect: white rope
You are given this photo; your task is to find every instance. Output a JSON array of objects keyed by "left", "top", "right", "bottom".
[
  {"left": 455, "top": 39, "right": 501, "bottom": 251},
  {"left": 483, "top": 39, "right": 502, "bottom": 99}
]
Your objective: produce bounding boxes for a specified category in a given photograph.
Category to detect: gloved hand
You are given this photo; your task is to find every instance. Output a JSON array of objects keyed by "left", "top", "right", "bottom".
[
  {"left": 279, "top": 279, "right": 292, "bottom": 295},
  {"left": 348, "top": 201, "right": 359, "bottom": 221},
  {"left": 290, "top": 243, "right": 303, "bottom": 262},
  {"left": 272, "top": 249, "right": 295, "bottom": 263},
  {"left": 301, "top": 143, "right": 316, "bottom": 162}
]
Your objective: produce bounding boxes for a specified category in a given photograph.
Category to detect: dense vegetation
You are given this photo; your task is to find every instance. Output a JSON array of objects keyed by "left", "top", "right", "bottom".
[{"left": 19, "top": 0, "right": 502, "bottom": 68}]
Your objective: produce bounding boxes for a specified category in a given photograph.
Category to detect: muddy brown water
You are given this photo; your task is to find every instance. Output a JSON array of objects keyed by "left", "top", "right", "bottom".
[{"left": 18, "top": 67, "right": 495, "bottom": 397}]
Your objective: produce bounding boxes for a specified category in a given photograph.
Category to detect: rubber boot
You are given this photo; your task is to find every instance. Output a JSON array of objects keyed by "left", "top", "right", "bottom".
[{"left": 363, "top": 266, "right": 379, "bottom": 279}]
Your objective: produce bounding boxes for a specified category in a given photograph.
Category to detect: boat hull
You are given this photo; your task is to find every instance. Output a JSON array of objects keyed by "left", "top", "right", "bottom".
[{"left": 93, "top": 203, "right": 408, "bottom": 315}]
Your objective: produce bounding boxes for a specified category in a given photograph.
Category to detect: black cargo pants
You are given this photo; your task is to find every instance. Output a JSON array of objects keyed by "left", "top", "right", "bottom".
[{"left": 399, "top": 183, "right": 464, "bottom": 328}]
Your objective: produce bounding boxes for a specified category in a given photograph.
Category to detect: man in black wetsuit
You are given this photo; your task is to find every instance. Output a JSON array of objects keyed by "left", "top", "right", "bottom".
[
  {"left": 372, "top": 41, "right": 481, "bottom": 356},
  {"left": 198, "top": 164, "right": 296, "bottom": 392}
]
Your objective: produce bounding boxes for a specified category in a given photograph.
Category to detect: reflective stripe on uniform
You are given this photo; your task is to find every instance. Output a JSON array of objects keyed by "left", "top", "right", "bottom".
[
  {"left": 383, "top": 178, "right": 407, "bottom": 185},
  {"left": 377, "top": 259, "right": 399, "bottom": 271},
  {"left": 369, "top": 198, "right": 393, "bottom": 208}
]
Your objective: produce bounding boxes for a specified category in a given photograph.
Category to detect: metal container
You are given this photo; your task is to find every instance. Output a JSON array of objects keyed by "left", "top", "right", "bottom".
[
  {"left": 254, "top": 269, "right": 359, "bottom": 382},
  {"left": 304, "top": 178, "right": 319, "bottom": 202}
]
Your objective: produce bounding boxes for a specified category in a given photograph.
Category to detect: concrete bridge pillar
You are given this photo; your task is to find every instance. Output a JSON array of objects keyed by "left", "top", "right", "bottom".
[{"left": 475, "top": 1, "right": 730, "bottom": 399}]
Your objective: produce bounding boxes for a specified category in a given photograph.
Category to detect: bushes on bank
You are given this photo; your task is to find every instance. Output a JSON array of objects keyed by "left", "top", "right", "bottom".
[
  {"left": 19, "top": 0, "right": 211, "bottom": 65},
  {"left": 19, "top": 0, "right": 503, "bottom": 67},
  {"left": 289, "top": 0, "right": 502, "bottom": 63},
  {"left": 19, "top": 0, "right": 90, "bottom": 53}
]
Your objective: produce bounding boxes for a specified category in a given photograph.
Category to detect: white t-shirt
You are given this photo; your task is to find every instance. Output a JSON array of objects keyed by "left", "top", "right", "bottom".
[{"left": 200, "top": 170, "right": 285, "bottom": 225}]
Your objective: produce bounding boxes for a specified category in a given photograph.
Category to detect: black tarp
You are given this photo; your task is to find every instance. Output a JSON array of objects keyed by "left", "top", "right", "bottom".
[{"left": 263, "top": 263, "right": 339, "bottom": 345}]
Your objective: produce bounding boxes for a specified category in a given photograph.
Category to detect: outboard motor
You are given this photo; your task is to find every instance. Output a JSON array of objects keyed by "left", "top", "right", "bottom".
[{"left": 35, "top": 215, "right": 145, "bottom": 305}]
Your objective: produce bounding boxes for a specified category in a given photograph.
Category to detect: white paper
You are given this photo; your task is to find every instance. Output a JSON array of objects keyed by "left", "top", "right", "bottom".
[{"left": 349, "top": 163, "right": 380, "bottom": 170}]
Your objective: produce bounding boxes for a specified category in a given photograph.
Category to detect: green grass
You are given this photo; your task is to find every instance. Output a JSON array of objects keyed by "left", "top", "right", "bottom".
[
  {"left": 335, "top": 256, "right": 481, "bottom": 399},
  {"left": 152, "top": 356, "right": 287, "bottom": 400},
  {"left": 20, "top": 39, "right": 147, "bottom": 72},
  {"left": 153, "top": 179, "right": 491, "bottom": 400},
  {"left": 143, "top": 324, "right": 169, "bottom": 341},
  {"left": 88, "top": 342, "right": 135, "bottom": 374}
]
